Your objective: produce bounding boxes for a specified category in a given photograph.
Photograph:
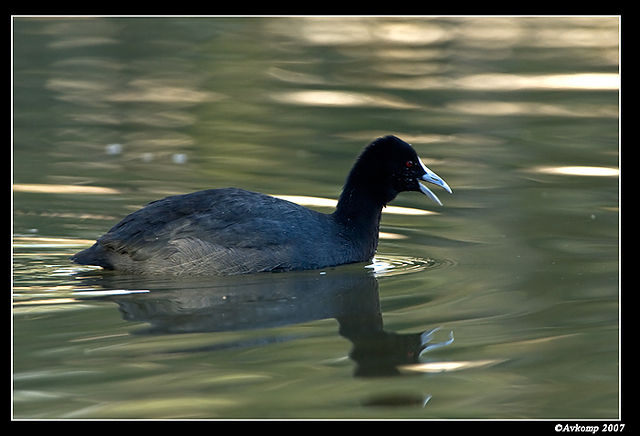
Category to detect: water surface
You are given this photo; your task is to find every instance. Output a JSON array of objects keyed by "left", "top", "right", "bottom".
[{"left": 13, "top": 16, "right": 619, "bottom": 419}]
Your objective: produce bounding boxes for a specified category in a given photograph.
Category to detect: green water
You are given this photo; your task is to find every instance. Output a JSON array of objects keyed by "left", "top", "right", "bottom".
[{"left": 12, "top": 16, "right": 619, "bottom": 419}]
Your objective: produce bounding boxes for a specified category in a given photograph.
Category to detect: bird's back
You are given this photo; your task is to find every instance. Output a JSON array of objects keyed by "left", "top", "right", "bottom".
[{"left": 72, "top": 188, "right": 367, "bottom": 275}]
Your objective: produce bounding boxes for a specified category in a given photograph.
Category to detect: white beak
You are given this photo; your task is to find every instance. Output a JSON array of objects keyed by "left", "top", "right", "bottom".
[{"left": 418, "top": 157, "right": 452, "bottom": 206}]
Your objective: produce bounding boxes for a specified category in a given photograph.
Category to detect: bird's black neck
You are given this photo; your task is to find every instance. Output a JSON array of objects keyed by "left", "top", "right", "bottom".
[
  {"left": 330, "top": 141, "right": 404, "bottom": 256},
  {"left": 333, "top": 178, "right": 386, "bottom": 255}
]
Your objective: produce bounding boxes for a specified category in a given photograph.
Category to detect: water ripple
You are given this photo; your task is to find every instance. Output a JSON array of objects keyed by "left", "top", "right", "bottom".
[{"left": 368, "top": 254, "right": 456, "bottom": 277}]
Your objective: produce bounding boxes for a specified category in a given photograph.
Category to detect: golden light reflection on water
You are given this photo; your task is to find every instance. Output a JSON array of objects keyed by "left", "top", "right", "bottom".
[
  {"left": 399, "top": 359, "right": 505, "bottom": 374},
  {"left": 12, "top": 236, "right": 96, "bottom": 247},
  {"left": 13, "top": 184, "right": 121, "bottom": 195},
  {"left": 532, "top": 166, "right": 619, "bottom": 177},
  {"left": 270, "top": 72, "right": 618, "bottom": 113},
  {"left": 270, "top": 90, "right": 419, "bottom": 109},
  {"left": 455, "top": 73, "right": 619, "bottom": 91},
  {"left": 275, "top": 16, "right": 618, "bottom": 49},
  {"left": 105, "top": 79, "right": 223, "bottom": 104},
  {"left": 272, "top": 17, "right": 449, "bottom": 46},
  {"left": 378, "top": 72, "right": 619, "bottom": 92},
  {"left": 270, "top": 73, "right": 618, "bottom": 110},
  {"left": 448, "top": 100, "right": 618, "bottom": 118}
]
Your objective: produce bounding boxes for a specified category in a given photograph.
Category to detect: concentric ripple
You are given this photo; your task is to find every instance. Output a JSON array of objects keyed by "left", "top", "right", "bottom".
[{"left": 367, "top": 254, "right": 456, "bottom": 277}]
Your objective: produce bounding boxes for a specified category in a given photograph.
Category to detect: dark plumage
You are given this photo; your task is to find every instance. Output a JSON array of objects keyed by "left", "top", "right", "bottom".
[{"left": 71, "top": 135, "right": 451, "bottom": 275}]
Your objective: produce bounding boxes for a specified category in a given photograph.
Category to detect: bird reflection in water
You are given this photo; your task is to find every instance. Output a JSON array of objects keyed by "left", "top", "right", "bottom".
[{"left": 76, "top": 265, "right": 454, "bottom": 379}]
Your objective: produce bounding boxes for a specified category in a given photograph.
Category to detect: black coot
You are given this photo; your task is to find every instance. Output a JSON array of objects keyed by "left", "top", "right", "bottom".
[{"left": 71, "top": 135, "right": 452, "bottom": 275}]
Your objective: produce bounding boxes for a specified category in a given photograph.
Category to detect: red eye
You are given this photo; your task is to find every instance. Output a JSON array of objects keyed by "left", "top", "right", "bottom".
[{"left": 406, "top": 161, "right": 414, "bottom": 167}]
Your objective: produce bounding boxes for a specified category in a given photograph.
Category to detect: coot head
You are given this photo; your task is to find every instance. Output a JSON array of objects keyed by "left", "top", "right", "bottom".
[{"left": 342, "top": 135, "right": 452, "bottom": 207}]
